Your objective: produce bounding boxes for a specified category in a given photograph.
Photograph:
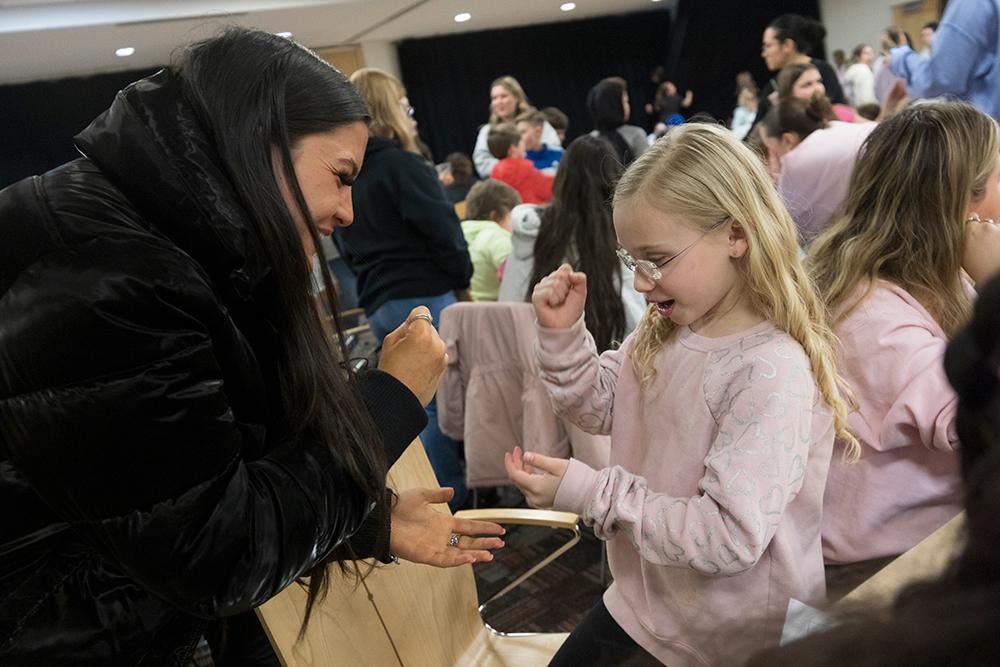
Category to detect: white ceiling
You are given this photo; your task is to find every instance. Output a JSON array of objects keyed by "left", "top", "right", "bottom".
[{"left": 0, "top": 0, "right": 675, "bottom": 84}]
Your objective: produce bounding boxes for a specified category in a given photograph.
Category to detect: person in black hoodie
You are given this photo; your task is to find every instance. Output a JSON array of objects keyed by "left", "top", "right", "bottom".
[
  {"left": 340, "top": 68, "right": 474, "bottom": 509},
  {"left": 0, "top": 28, "right": 502, "bottom": 666}
]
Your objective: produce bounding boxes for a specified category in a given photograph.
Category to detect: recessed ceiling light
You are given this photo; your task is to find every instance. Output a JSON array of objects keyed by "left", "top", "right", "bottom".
[
  {"left": 560, "top": 2, "right": 576, "bottom": 10},
  {"left": 454, "top": 12, "right": 471, "bottom": 22},
  {"left": 276, "top": 32, "right": 293, "bottom": 38},
  {"left": 115, "top": 47, "right": 135, "bottom": 57}
]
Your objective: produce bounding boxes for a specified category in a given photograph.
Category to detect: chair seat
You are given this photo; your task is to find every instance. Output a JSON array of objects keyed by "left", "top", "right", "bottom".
[{"left": 458, "top": 629, "right": 569, "bottom": 666}]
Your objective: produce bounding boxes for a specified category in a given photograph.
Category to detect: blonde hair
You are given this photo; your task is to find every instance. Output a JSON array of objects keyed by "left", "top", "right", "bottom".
[
  {"left": 614, "top": 123, "right": 860, "bottom": 458},
  {"left": 349, "top": 67, "right": 417, "bottom": 153},
  {"left": 489, "top": 75, "right": 536, "bottom": 125},
  {"left": 808, "top": 101, "right": 999, "bottom": 337}
]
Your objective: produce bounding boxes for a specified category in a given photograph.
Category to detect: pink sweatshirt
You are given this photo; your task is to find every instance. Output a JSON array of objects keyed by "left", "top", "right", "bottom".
[
  {"left": 779, "top": 120, "right": 876, "bottom": 245},
  {"left": 822, "top": 281, "right": 963, "bottom": 564},
  {"left": 540, "top": 318, "right": 834, "bottom": 665}
]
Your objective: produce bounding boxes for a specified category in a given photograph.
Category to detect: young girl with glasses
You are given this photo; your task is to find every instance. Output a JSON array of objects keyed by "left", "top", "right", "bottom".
[
  {"left": 808, "top": 101, "right": 1000, "bottom": 596},
  {"left": 506, "top": 122, "right": 857, "bottom": 665}
]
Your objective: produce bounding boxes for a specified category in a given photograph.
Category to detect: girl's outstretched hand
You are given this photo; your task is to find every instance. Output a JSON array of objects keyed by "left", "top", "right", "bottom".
[
  {"left": 531, "top": 264, "right": 587, "bottom": 330},
  {"left": 504, "top": 446, "right": 569, "bottom": 509}
]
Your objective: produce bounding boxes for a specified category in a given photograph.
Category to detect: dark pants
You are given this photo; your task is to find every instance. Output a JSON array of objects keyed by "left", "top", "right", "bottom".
[
  {"left": 368, "top": 292, "right": 467, "bottom": 510},
  {"left": 549, "top": 599, "right": 661, "bottom": 666},
  {"left": 204, "top": 610, "right": 281, "bottom": 667}
]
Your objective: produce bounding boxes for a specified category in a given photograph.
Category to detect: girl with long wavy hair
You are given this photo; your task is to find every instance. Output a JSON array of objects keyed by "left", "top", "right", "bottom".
[
  {"left": 506, "top": 122, "right": 857, "bottom": 664},
  {"left": 808, "top": 101, "right": 1000, "bottom": 596}
]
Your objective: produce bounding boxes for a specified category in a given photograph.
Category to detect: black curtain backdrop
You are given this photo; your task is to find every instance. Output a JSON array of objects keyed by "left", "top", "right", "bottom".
[
  {"left": 398, "top": 9, "right": 673, "bottom": 163},
  {"left": 0, "top": 67, "right": 161, "bottom": 188},
  {"left": 399, "top": 0, "right": 822, "bottom": 161},
  {"left": 669, "top": 0, "right": 823, "bottom": 125}
]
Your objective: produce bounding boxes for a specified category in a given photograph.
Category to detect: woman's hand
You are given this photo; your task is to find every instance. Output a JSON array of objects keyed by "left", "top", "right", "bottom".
[
  {"left": 389, "top": 488, "right": 505, "bottom": 566},
  {"left": 504, "top": 446, "right": 569, "bottom": 509},
  {"left": 531, "top": 264, "right": 587, "bottom": 330},
  {"left": 377, "top": 306, "right": 447, "bottom": 406},
  {"left": 963, "top": 217, "right": 1000, "bottom": 284}
]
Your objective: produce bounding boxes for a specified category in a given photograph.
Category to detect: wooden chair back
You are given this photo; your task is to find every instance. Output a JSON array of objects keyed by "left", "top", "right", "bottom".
[{"left": 257, "top": 441, "right": 483, "bottom": 666}]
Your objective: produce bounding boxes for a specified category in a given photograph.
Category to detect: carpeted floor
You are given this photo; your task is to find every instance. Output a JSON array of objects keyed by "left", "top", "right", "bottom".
[{"left": 470, "top": 490, "right": 610, "bottom": 634}]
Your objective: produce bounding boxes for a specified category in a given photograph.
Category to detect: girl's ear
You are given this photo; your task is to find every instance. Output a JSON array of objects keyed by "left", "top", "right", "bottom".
[
  {"left": 781, "top": 132, "right": 801, "bottom": 151},
  {"left": 728, "top": 220, "right": 750, "bottom": 258}
]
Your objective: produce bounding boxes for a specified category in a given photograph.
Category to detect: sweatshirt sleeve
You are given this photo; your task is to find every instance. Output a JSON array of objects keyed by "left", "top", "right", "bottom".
[
  {"left": 393, "top": 154, "right": 473, "bottom": 288},
  {"left": 535, "top": 317, "right": 627, "bottom": 435},
  {"left": 552, "top": 344, "right": 818, "bottom": 576},
  {"left": 837, "top": 294, "right": 959, "bottom": 452},
  {"left": 473, "top": 125, "right": 498, "bottom": 179},
  {"left": 889, "top": 0, "right": 997, "bottom": 99}
]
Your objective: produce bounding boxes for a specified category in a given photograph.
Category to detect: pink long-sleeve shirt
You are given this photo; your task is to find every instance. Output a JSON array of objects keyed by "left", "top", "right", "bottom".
[
  {"left": 822, "top": 281, "right": 963, "bottom": 564},
  {"left": 539, "top": 318, "right": 834, "bottom": 666}
]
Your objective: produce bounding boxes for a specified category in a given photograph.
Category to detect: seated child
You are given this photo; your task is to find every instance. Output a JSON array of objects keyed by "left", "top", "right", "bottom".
[
  {"left": 516, "top": 110, "right": 564, "bottom": 173},
  {"left": 542, "top": 106, "right": 569, "bottom": 144},
  {"left": 440, "top": 152, "right": 478, "bottom": 204},
  {"left": 460, "top": 179, "right": 521, "bottom": 301},
  {"left": 487, "top": 123, "right": 554, "bottom": 204}
]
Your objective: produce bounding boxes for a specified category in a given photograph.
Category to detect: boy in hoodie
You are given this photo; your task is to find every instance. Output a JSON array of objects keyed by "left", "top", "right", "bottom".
[
  {"left": 460, "top": 179, "right": 522, "bottom": 301},
  {"left": 487, "top": 123, "right": 554, "bottom": 204}
]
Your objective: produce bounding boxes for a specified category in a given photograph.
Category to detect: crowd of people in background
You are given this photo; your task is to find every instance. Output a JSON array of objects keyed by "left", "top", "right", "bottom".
[{"left": 4, "top": 0, "right": 1000, "bottom": 664}]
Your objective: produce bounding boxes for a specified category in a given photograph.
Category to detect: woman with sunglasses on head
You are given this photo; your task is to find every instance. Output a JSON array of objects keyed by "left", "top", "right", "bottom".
[
  {"left": 0, "top": 31, "right": 502, "bottom": 666},
  {"left": 506, "top": 123, "right": 856, "bottom": 665}
]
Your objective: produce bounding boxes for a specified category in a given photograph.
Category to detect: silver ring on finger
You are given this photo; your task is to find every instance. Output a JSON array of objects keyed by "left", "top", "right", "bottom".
[
  {"left": 410, "top": 312, "right": 433, "bottom": 324},
  {"left": 449, "top": 533, "right": 460, "bottom": 548}
]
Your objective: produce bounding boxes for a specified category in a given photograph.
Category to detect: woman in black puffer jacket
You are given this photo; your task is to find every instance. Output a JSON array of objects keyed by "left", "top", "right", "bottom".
[{"left": 0, "top": 28, "right": 501, "bottom": 666}]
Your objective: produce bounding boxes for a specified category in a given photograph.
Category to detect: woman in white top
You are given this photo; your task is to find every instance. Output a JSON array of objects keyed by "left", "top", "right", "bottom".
[
  {"left": 473, "top": 75, "right": 561, "bottom": 178},
  {"left": 499, "top": 135, "right": 645, "bottom": 350},
  {"left": 844, "top": 44, "right": 877, "bottom": 106}
]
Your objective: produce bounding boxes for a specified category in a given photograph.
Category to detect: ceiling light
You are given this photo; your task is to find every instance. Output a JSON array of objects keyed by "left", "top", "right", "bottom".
[
  {"left": 454, "top": 12, "right": 471, "bottom": 22},
  {"left": 276, "top": 32, "right": 293, "bottom": 38},
  {"left": 560, "top": 2, "right": 576, "bottom": 10},
  {"left": 115, "top": 47, "right": 135, "bottom": 57}
]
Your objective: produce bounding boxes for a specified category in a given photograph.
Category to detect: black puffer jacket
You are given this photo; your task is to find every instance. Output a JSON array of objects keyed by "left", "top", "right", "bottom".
[{"left": 0, "top": 70, "right": 426, "bottom": 665}]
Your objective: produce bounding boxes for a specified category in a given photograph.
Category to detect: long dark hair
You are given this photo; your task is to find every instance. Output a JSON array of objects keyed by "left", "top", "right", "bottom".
[
  {"left": 745, "top": 275, "right": 1000, "bottom": 665},
  {"left": 768, "top": 13, "right": 827, "bottom": 57},
  {"left": 587, "top": 79, "right": 633, "bottom": 166},
  {"left": 177, "top": 28, "right": 386, "bottom": 628},
  {"left": 528, "top": 135, "right": 626, "bottom": 351}
]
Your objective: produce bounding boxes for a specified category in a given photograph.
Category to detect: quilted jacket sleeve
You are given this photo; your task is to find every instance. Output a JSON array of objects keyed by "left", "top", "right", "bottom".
[{"left": 0, "top": 226, "right": 424, "bottom": 618}]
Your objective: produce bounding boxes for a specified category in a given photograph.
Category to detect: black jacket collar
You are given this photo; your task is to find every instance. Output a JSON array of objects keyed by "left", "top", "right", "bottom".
[{"left": 74, "top": 68, "right": 269, "bottom": 302}]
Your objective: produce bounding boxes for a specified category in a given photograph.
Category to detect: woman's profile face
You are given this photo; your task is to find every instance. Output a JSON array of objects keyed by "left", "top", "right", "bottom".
[
  {"left": 792, "top": 68, "right": 825, "bottom": 101},
  {"left": 273, "top": 120, "right": 368, "bottom": 260},
  {"left": 762, "top": 27, "right": 793, "bottom": 72},
  {"left": 491, "top": 85, "right": 518, "bottom": 121}
]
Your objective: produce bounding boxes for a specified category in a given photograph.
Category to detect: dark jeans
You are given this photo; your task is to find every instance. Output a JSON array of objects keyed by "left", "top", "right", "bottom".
[
  {"left": 204, "top": 610, "right": 281, "bottom": 667},
  {"left": 367, "top": 292, "right": 467, "bottom": 510},
  {"left": 549, "top": 599, "right": 661, "bottom": 666}
]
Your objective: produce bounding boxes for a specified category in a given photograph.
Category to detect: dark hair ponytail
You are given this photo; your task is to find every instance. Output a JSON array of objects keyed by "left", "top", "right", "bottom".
[
  {"left": 528, "top": 135, "right": 626, "bottom": 351},
  {"left": 177, "top": 27, "right": 385, "bottom": 628},
  {"left": 769, "top": 13, "right": 827, "bottom": 56}
]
